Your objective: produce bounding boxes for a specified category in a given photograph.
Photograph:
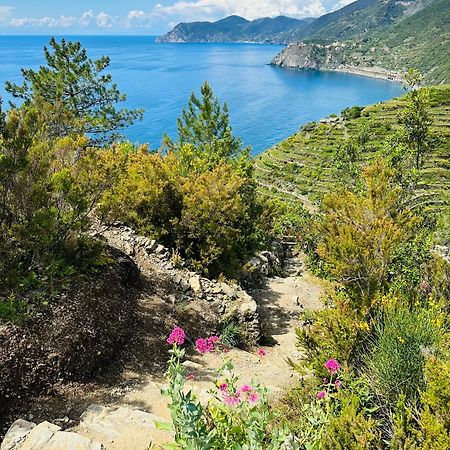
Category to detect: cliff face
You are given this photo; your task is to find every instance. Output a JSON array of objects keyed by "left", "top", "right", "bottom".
[
  {"left": 270, "top": 42, "right": 404, "bottom": 82},
  {"left": 270, "top": 42, "right": 344, "bottom": 70}
]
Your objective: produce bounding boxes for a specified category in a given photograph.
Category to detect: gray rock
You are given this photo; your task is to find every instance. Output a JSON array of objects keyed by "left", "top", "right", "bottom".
[
  {"left": 2, "top": 420, "right": 104, "bottom": 450},
  {"left": 19, "top": 421, "right": 59, "bottom": 450},
  {"left": 77, "top": 404, "right": 167, "bottom": 447},
  {"left": 258, "top": 253, "right": 269, "bottom": 264},
  {"left": 123, "top": 242, "right": 135, "bottom": 257},
  {"left": 145, "top": 240, "right": 158, "bottom": 253},
  {"left": 219, "top": 282, "right": 237, "bottom": 299},
  {"left": 155, "top": 244, "right": 166, "bottom": 255},
  {"left": 1, "top": 419, "right": 35, "bottom": 450},
  {"left": 179, "top": 280, "right": 191, "bottom": 293},
  {"left": 189, "top": 275, "right": 204, "bottom": 297},
  {"left": 43, "top": 431, "right": 103, "bottom": 450}
]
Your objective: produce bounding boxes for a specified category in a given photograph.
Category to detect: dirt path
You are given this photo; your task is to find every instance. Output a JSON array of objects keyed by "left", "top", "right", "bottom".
[
  {"left": 70, "top": 255, "right": 325, "bottom": 448},
  {"left": 4, "top": 256, "right": 325, "bottom": 449}
]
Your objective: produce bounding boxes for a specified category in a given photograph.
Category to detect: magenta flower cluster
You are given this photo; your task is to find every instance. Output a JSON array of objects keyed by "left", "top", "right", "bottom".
[
  {"left": 324, "top": 358, "right": 340, "bottom": 374},
  {"left": 316, "top": 358, "right": 341, "bottom": 401},
  {"left": 316, "top": 391, "right": 326, "bottom": 400},
  {"left": 167, "top": 327, "right": 186, "bottom": 346},
  {"left": 196, "top": 335, "right": 219, "bottom": 354},
  {"left": 221, "top": 383, "right": 259, "bottom": 406}
]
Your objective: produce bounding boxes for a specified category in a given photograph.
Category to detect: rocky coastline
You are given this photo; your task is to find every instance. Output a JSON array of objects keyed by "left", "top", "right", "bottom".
[{"left": 270, "top": 42, "right": 403, "bottom": 83}]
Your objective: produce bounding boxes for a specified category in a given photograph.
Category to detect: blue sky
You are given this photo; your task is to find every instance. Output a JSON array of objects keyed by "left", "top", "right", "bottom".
[{"left": 0, "top": 0, "right": 354, "bottom": 35}]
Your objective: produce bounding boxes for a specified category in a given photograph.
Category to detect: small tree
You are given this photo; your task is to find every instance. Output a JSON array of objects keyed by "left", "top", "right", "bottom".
[
  {"left": 6, "top": 38, "right": 143, "bottom": 146},
  {"left": 398, "top": 69, "right": 433, "bottom": 169},
  {"left": 316, "top": 160, "right": 421, "bottom": 304},
  {"left": 165, "top": 81, "right": 250, "bottom": 174}
]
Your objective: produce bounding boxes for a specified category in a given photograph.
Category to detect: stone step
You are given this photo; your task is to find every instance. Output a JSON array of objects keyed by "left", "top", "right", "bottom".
[
  {"left": 74, "top": 404, "right": 174, "bottom": 450},
  {"left": 1, "top": 420, "right": 103, "bottom": 450}
]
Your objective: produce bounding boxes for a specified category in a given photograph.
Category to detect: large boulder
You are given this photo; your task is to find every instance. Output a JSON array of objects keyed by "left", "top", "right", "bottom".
[{"left": 1, "top": 420, "right": 103, "bottom": 450}]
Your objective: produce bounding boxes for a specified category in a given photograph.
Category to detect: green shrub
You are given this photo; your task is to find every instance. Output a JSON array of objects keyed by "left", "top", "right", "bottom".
[
  {"left": 316, "top": 160, "right": 422, "bottom": 305},
  {"left": 219, "top": 320, "right": 243, "bottom": 349},
  {"left": 365, "top": 304, "right": 442, "bottom": 405},
  {"left": 341, "top": 106, "right": 364, "bottom": 120},
  {"left": 0, "top": 295, "right": 26, "bottom": 324},
  {"left": 294, "top": 293, "right": 364, "bottom": 376},
  {"left": 321, "top": 394, "right": 381, "bottom": 450}
]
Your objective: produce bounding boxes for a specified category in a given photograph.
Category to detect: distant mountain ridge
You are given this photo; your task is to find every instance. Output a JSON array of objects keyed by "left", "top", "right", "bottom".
[
  {"left": 157, "top": 0, "right": 430, "bottom": 44},
  {"left": 156, "top": 15, "right": 313, "bottom": 43},
  {"left": 157, "top": 0, "right": 449, "bottom": 85}
]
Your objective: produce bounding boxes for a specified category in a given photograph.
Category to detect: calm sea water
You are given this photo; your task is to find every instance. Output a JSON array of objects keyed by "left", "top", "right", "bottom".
[{"left": 0, "top": 35, "right": 403, "bottom": 154}]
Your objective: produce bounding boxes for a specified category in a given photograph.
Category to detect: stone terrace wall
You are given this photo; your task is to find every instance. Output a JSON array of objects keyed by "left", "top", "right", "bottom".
[{"left": 90, "top": 222, "right": 261, "bottom": 344}]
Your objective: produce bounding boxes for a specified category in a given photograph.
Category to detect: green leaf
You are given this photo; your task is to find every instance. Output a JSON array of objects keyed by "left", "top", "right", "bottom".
[{"left": 155, "top": 421, "right": 173, "bottom": 432}]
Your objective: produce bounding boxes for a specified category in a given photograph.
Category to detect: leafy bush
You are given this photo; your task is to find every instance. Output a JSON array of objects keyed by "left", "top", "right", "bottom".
[
  {"left": 257, "top": 198, "right": 310, "bottom": 243},
  {"left": 276, "top": 359, "right": 381, "bottom": 449},
  {"left": 321, "top": 394, "right": 381, "bottom": 450},
  {"left": 341, "top": 106, "right": 364, "bottom": 120},
  {"left": 0, "top": 106, "right": 108, "bottom": 297},
  {"left": 294, "top": 293, "right": 363, "bottom": 376},
  {"left": 0, "top": 295, "right": 26, "bottom": 324},
  {"left": 316, "top": 160, "right": 422, "bottom": 304},
  {"left": 219, "top": 320, "right": 243, "bottom": 349}
]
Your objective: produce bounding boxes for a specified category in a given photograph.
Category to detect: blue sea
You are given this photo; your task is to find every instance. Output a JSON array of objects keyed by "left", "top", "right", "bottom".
[{"left": 0, "top": 35, "right": 404, "bottom": 154}]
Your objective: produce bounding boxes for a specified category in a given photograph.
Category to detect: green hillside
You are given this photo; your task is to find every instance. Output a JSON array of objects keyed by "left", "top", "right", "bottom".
[
  {"left": 255, "top": 85, "right": 450, "bottom": 216},
  {"left": 271, "top": 0, "right": 450, "bottom": 85},
  {"left": 366, "top": 0, "right": 450, "bottom": 84},
  {"left": 283, "top": 0, "right": 428, "bottom": 42}
]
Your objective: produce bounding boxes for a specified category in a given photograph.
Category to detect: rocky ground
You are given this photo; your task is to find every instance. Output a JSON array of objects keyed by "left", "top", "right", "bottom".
[{"left": 1, "top": 229, "right": 326, "bottom": 450}]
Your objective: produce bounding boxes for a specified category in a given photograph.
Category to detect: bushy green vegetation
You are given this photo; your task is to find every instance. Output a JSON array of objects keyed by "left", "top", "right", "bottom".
[
  {"left": 0, "top": 41, "right": 276, "bottom": 323},
  {"left": 255, "top": 84, "right": 450, "bottom": 238},
  {"left": 274, "top": 156, "right": 450, "bottom": 448}
]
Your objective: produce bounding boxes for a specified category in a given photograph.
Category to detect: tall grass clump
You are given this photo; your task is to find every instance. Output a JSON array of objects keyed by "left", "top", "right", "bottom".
[{"left": 365, "top": 303, "right": 442, "bottom": 405}]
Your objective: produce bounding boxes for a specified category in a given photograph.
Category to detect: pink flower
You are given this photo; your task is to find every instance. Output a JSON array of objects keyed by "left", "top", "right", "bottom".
[
  {"left": 196, "top": 335, "right": 219, "bottom": 354},
  {"left": 196, "top": 338, "right": 214, "bottom": 354},
  {"left": 223, "top": 347, "right": 229, "bottom": 353},
  {"left": 186, "top": 374, "right": 195, "bottom": 381},
  {"left": 316, "top": 391, "right": 326, "bottom": 400},
  {"left": 237, "top": 384, "right": 253, "bottom": 395},
  {"left": 224, "top": 395, "right": 241, "bottom": 406},
  {"left": 323, "top": 377, "right": 328, "bottom": 385},
  {"left": 219, "top": 383, "right": 228, "bottom": 392},
  {"left": 335, "top": 380, "right": 341, "bottom": 389},
  {"left": 248, "top": 393, "right": 259, "bottom": 404},
  {"left": 258, "top": 348, "right": 266, "bottom": 358},
  {"left": 324, "top": 358, "right": 340, "bottom": 374},
  {"left": 167, "top": 327, "right": 186, "bottom": 346}
]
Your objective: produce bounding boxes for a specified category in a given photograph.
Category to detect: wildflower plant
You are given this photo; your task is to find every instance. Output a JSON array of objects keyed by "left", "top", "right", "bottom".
[{"left": 159, "top": 327, "right": 291, "bottom": 449}]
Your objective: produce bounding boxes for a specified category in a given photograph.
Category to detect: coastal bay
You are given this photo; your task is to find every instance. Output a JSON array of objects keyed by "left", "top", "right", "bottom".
[{"left": 0, "top": 36, "right": 403, "bottom": 154}]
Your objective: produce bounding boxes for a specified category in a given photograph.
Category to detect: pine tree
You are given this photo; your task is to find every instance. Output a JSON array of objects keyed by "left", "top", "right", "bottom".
[
  {"left": 6, "top": 38, "right": 143, "bottom": 146},
  {"left": 165, "top": 81, "right": 249, "bottom": 173}
]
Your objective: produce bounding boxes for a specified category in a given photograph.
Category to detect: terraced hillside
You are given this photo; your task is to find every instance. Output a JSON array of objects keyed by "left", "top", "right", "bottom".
[{"left": 255, "top": 85, "right": 450, "bottom": 217}]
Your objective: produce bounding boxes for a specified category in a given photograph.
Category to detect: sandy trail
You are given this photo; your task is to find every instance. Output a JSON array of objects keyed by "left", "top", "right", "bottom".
[
  {"left": 6, "top": 256, "right": 325, "bottom": 449},
  {"left": 73, "top": 256, "right": 325, "bottom": 448}
]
